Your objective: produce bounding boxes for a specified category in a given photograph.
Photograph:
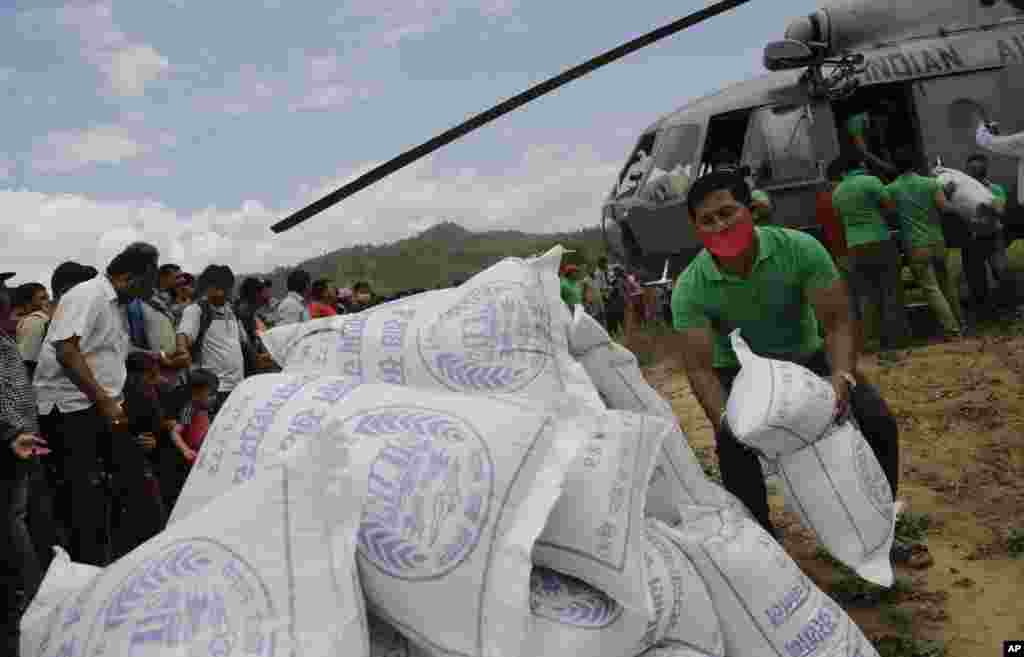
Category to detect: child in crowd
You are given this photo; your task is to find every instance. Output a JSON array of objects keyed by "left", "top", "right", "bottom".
[{"left": 158, "top": 369, "right": 219, "bottom": 511}]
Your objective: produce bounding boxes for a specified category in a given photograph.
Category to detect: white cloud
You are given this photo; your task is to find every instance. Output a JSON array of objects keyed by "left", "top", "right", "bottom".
[
  {"left": 56, "top": 1, "right": 170, "bottom": 97},
  {"left": 0, "top": 144, "right": 618, "bottom": 288},
  {"left": 31, "top": 125, "right": 150, "bottom": 173},
  {"left": 100, "top": 44, "right": 170, "bottom": 97}
]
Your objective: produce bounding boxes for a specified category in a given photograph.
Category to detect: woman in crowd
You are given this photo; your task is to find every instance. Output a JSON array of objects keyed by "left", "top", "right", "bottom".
[{"left": 308, "top": 278, "right": 338, "bottom": 318}]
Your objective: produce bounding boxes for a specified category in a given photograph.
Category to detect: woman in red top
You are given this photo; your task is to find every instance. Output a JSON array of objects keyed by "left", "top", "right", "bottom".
[{"left": 307, "top": 278, "right": 338, "bottom": 318}]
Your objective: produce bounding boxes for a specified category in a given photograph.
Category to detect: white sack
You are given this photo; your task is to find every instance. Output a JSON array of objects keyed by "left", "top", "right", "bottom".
[
  {"left": 20, "top": 547, "right": 101, "bottom": 657},
  {"left": 568, "top": 307, "right": 675, "bottom": 419},
  {"left": 534, "top": 411, "right": 665, "bottom": 615},
  {"left": 661, "top": 508, "right": 881, "bottom": 657},
  {"left": 526, "top": 520, "right": 722, "bottom": 657},
  {"left": 932, "top": 166, "right": 996, "bottom": 223},
  {"left": 777, "top": 421, "right": 897, "bottom": 587},
  {"left": 260, "top": 247, "right": 576, "bottom": 402},
  {"left": 645, "top": 421, "right": 749, "bottom": 527},
  {"left": 636, "top": 644, "right": 720, "bottom": 657},
  {"left": 976, "top": 122, "right": 1024, "bottom": 204},
  {"left": 725, "top": 331, "right": 837, "bottom": 459},
  {"left": 170, "top": 374, "right": 585, "bottom": 657},
  {"left": 27, "top": 433, "right": 375, "bottom": 657}
]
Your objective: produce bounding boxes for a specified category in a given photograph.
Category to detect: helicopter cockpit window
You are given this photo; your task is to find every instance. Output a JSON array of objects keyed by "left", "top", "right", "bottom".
[
  {"left": 639, "top": 123, "right": 700, "bottom": 204},
  {"left": 742, "top": 105, "right": 818, "bottom": 185},
  {"left": 615, "top": 132, "right": 658, "bottom": 199}
]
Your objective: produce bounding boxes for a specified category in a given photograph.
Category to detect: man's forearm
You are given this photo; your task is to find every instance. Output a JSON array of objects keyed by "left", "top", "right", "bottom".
[
  {"left": 827, "top": 318, "right": 858, "bottom": 376},
  {"left": 57, "top": 347, "right": 110, "bottom": 403},
  {"left": 685, "top": 367, "right": 729, "bottom": 432}
]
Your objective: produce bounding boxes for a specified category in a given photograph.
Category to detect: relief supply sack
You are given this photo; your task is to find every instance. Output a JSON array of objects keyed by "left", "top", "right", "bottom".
[
  {"left": 26, "top": 432, "right": 376, "bottom": 657},
  {"left": 932, "top": 166, "right": 1000, "bottom": 236},
  {"left": 533, "top": 411, "right": 665, "bottom": 615},
  {"left": 567, "top": 306, "right": 675, "bottom": 420},
  {"left": 169, "top": 373, "right": 585, "bottom": 657},
  {"left": 777, "top": 420, "right": 897, "bottom": 587},
  {"left": 725, "top": 331, "right": 837, "bottom": 460},
  {"left": 645, "top": 421, "right": 749, "bottom": 527},
  {"left": 526, "top": 520, "right": 723, "bottom": 657},
  {"left": 20, "top": 547, "right": 102, "bottom": 657},
  {"left": 260, "top": 247, "right": 577, "bottom": 403},
  {"left": 661, "top": 507, "right": 881, "bottom": 657}
]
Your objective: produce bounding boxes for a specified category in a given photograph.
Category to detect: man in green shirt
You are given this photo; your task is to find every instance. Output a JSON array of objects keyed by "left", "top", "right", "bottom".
[
  {"left": 832, "top": 154, "right": 909, "bottom": 354},
  {"left": 559, "top": 264, "right": 584, "bottom": 310},
  {"left": 962, "top": 153, "right": 1020, "bottom": 320},
  {"left": 846, "top": 109, "right": 897, "bottom": 180},
  {"left": 885, "top": 147, "right": 961, "bottom": 338},
  {"left": 671, "top": 170, "right": 899, "bottom": 537}
]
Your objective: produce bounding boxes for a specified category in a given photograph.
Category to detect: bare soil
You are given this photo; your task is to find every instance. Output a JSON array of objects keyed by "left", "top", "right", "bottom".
[{"left": 637, "top": 331, "right": 1024, "bottom": 657}]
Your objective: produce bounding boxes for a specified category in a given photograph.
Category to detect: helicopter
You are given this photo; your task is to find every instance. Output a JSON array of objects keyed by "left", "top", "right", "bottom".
[
  {"left": 273, "top": 0, "right": 1024, "bottom": 287},
  {"left": 603, "top": 0, "right": 1024, "bottom": 280}
]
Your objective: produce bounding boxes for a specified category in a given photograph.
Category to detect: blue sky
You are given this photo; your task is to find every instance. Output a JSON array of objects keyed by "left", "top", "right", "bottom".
[{"left": 0, "top": 0, "right": 822, "bottom": 286}]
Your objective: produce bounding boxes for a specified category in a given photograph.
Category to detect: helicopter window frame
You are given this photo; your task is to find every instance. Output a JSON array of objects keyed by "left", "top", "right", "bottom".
[
  {"left": 614, "top": 131, "right": 659, "bottom": 200},
  {"left": 742, "top": 103, "right": 821, "bottom": 187},
  {"left": 639, "top": 122, "right": 702, "bottom": 206}
]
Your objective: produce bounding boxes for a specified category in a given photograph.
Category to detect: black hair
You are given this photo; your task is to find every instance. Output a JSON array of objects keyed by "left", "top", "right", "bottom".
[
  {"left": 13, "top": 282, "right": 47, "bottom": 308},
  {"left": 892, "top": 146, "right": 918, "bottom": 174},
  {"left": 52, "top": 262, "right": 97, "bottom": 299},
  {"left": 286, "top": 269, "right": 311, "bottom": 294},
  {"left": 196, "top": 264, "right": 235, "bottom": 295},
  {"left": 966, "top": 153, "right": 989, "bottom": 166},
  {"left": 686, "top": 170, "right": 753, "bottom": 218},
  {"left": 189, "top": 368, "right": 220, "bottom": 392},
  {"left": 826, "top": 157, "right": 848, "bottom": 182},
  {"left": 108, "top": 242, "right": 159, "bottom": 277},
  {"left": 311, "top": 278, "right": 332, "bottom": 301},
  {"left": 238, "top": 277, "right": 265, "bottom": 304},
  {"left": 159, "top": 263, "right": 181, "bottom": 276}
]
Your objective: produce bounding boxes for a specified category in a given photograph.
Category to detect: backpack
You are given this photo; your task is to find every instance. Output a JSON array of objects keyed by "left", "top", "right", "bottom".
[{"left": 190, "top": 300, "right": 261, "bottom": 377}]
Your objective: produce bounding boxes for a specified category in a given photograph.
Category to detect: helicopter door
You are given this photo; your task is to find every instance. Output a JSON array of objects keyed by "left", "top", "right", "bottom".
[{"left": 616, "top": 122, "right": 704, "bottom": 276}]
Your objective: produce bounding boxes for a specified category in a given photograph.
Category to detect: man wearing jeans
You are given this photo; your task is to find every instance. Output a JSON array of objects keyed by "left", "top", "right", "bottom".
[
  {"left": 671, "top": 171, "right": 900, "bottom": 538},
  {"left": 832, "top": 155, "right": 909, "bottom": 357},
  {"left": 886, "top": 147, "right": 961, "bottom": 339}
]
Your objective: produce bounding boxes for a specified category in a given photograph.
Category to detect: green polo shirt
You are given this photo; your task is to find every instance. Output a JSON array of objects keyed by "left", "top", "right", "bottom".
[
  {"left": 671, "top": 226, "right": 840, "bottom": 369},
  {"left": 751, "top": 189, "right": 772, "bottom": 224},
  {"left": 886, "top": 173, "right": 944, "bottom": 248},
  {"left": 989, "top": 182, "right": 1008, "bottom": 211},
  {"left": 560, "top": 277, "right": 583, "bottom": 307},
  {"left": 832, "top": 169, "right": 893, "bottom": 248}
]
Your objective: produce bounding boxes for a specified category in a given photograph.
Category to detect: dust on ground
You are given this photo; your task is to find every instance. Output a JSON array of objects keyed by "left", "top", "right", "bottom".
[{"left": 637, "top": 330, "right": 1024, "bottom": 657}]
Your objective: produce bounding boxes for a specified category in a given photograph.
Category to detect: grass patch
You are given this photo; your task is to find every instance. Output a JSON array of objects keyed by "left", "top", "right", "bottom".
[
  {"left": 693, "top": 447, "right": 722, "bottom": 484},
  {"left": 1007, "top": 528, "right": 1024, "bottom": 558},
  {"left": 875, "top": 636, "right": 946, "bottom": 657},
  {"left": 895, "top": 511, "right": 931, "bottom": 544},
  {"left": 829, "top": 571, "right": 912, "bottom": 606}
]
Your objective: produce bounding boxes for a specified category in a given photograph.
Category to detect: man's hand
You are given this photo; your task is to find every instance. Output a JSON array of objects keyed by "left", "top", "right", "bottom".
[
  {"left": 96, "top": 396, "right": 128, "bottom": 428},
  {"left": 136, "top": 432, "right": 157, "bottom": 452},
  {"left": 11, "top": 433, "right": 51, "bottom": 459},
  {"left": 831, "top": 372, "right": 854, "bottom": 421},
  {"left": 255, "top": 352, "right": 276, "bottom": 370},
  {"left": 181, "top": 445, "right": 197, "bottom": 463}
]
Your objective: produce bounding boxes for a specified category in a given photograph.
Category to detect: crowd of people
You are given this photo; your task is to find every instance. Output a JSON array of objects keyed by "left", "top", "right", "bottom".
[{"left": 0, "top": 247, "right": 433, "bottom": 654}]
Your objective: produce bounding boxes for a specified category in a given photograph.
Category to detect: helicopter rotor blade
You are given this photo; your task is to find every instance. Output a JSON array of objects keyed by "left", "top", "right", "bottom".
[{"left": 271, "top": 0, "right": 754, "bottom": 234}]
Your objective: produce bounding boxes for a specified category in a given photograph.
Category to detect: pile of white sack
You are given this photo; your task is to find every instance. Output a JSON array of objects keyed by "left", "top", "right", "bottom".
[{"left": 21, "top": 247, "right": 888, "bottom": 657}]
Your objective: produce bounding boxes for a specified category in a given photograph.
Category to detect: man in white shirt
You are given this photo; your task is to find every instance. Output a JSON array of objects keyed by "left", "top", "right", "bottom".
[
  {"left": 275, "top": 269, "right": 312, "bottom": 326},
  {"left": 34, "top": 243, "right": 159, "bottom": 565},
  {"left": 177, "top": 265, "right": 267, "bottom": 416}
]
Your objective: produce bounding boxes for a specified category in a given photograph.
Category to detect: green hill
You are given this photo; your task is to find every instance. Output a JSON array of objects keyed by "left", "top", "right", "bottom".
[{"left": 251, "top": 220, "right": 623, "bottom": 297}]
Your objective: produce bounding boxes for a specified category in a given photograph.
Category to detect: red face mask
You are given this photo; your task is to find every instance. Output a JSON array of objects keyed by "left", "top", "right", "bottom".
[{"left": 697, "top": 213, "right": 755, "bottom": 258}]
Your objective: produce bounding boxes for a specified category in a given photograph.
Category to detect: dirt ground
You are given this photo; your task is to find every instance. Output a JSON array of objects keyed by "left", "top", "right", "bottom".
[{"left": 636, "top": 329, "right": 1024, "bottom": 657}]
